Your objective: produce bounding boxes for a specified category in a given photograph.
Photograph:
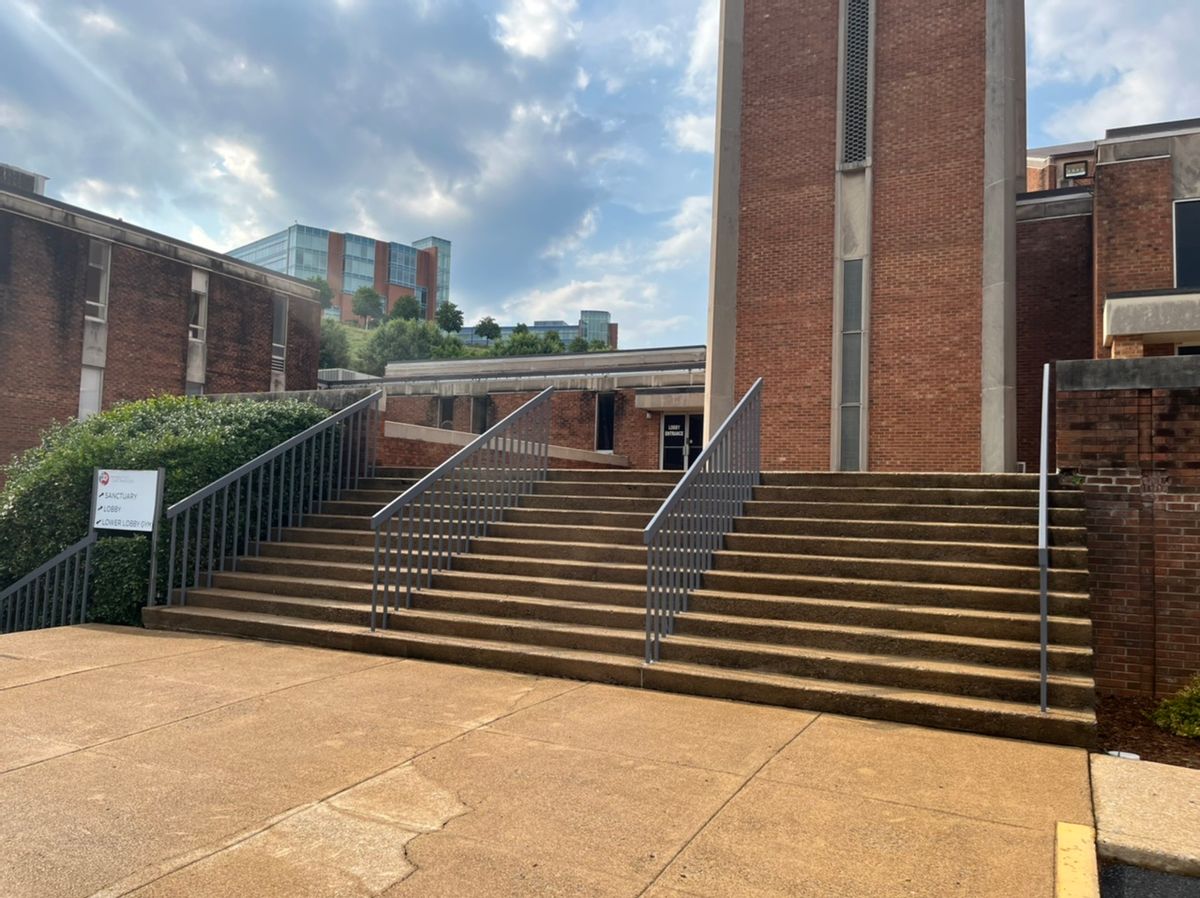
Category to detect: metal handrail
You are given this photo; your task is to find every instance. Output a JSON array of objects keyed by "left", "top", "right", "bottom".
[
  {"left": 1, "top": 533, "right": 96, "bottom": 634},
  {"left": 1038, "top": 363, "right": 1051, "bottom": 713},
  {"left": 163, "top": 390, "right": 383, "bottom": 606},
  {"left": 644, "top": 378, "right": 763, "bottom": 662},
  {"left": 371, "top": 387, "right": 554, "bottom": 630}
]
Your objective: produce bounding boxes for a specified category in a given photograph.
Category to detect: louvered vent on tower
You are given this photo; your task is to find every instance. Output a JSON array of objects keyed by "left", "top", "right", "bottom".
[{"left": 842, "top": 0, "right": 871, "bottom": 165}]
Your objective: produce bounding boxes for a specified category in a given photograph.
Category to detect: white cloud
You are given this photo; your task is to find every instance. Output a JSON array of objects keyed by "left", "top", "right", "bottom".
[
  {"left": 680, "top": 0, "right": 719, "bottom": 101},
  {"left": 651, "top": 195, "right": 711, "bottom": 271},
  {"left": 1027, "top": 0, "right": 1200, "bottom": 141},
  {"left": 668, "top": 112, "right": 714, "bottom": 153},
  {"left": 210, "top": 55, "right": 275, "bottom": 87},
  {"left": 0, "top": 99, "right": 28, "bottom": 129},
  {"left": 629, "top": 26, "right": 676, "bottom": 66},
  {"left": 496, "top": 0, "right": 580, "bottom": 60},
  {"left": 500, "top": 273, "right": 659, "bottom": 325},
  {"left": 80, "top": 10, "right": 121, "bottom": 35},
  {"left": 60, "top": 178, "right": 142, "bottom": 218},
  {"left": 205, "top": 139, "right": 276, "bottom": 199},
  {"left": 543, "top": 206, "right": 599, "bottom": 259}
]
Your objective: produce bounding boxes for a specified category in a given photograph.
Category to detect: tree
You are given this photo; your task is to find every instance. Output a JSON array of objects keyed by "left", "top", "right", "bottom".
[
  {"left": 319, "top": 318, "right": 352, "bottom": 369},
  {"left": 352, "top": 287, "right": 384, "bottom": 326},
  {"left": 543, "top": 330, "right": 564, "bottom": 354},
  {"left": 389, "top": 294, "right": 422, "bottom": 322},
  {"left": 307, "top": 277, "right": 335, "bottom": 310},
  {"left": 436, "top": 300, "right": 464, "bottom": 333},
  {"left": 358, "top": 319, "right": 464, "bottom": 375},
  {"left": 588, "top": 339, "right": 611, "bottom": 352},
  {"left": 513, "top": 322, "right": 530, "bottom": 335},
  {"left": 474, "top": 316, "right": 501, "bottom": 344},
  {"left": 568, "top": 335, "right": 590, "bottom": 353}
]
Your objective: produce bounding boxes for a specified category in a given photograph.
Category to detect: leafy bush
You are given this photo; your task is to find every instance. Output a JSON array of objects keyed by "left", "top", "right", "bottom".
[
  {"left": 1151, "top": 676, "right": 1200, "bottom": 738},
  {"left": 0, "top": 396, "right": 329, "bottom": 625},
  {"left": 357, "top": 318, "right": 466, "bottom": 375}
]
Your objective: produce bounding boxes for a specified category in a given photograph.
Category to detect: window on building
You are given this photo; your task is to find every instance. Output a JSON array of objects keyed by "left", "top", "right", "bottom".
[
  {"left": 85, "top": 240, "right": 111, "bottom": 321},
  {"left": 439, "top": 396, "right": 455, "bottom": 429},
  {"left": 839, "top": 259, "right": 865, "bottom": 471},
  {"left": 189, "top": 270, "right": 209, "bottom": 342},
  {"left": 78, "top": 365, "right": 104, "bottom": 420},
  {"left": 471, "top": 397, "right": 489, "bottom": 434},
  {"left": 1176, "top": 200, "right": 1200, "bottom": 289},
  {"left": 1179, "top": 345, "right": 1200, "bottom": 356},
  {"left": 596, "top": 392, "right": 616, "bottom": 452},
  {"left": 271, "top": 295, "right": 288, "bottom": 373}
]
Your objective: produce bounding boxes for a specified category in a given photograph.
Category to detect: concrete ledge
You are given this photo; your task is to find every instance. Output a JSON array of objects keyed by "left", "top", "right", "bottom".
[
  {"left": 1056, "top": 822, "right": 1100, "bottom": 898},
  {"left": 384, "top": 421, "right": 630, "bottom": 468},
  {"left": 1091, "top": 755, "right": 1200, "bottom": 878},
  {"left": 1103, "top": 291, "right": 1200, "bottom": 346},
  {"left": 1057, "top": 357, "right": 1200, "bottom": 392}
]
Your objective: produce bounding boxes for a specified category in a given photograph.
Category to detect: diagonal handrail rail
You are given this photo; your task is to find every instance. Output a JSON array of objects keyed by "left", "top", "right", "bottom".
[
  {"left": 1, "top": 533, "right": 97, "bottom": 634},
  {"left": 371, "top": 387, "right": 554, "bottom": 630},
  {"left": 644, "top": 378, "right": 763, "bottom": 662},
  {"left": 163, "top": 390, "right": 383, "bottom": 605}
]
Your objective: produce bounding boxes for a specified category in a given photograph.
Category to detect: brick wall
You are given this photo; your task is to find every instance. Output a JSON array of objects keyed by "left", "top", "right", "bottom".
[
  {"left": 1015, "top": 214, "right": 1094, "bottom": 470},
  {"left": 1057, "top": 362, "right": 1200, "bottom": 697},
  {"left": 381, "top": 389, "right": 665, "bottom": 470},
  {"left": 0, "top": 208, "right": 319, "bottom": 478},
  {"left": 734, "top": 0, "right": 838, "bottom": 469},
  {"left": 1092, "top": 157, "right": 1176, "bottom": 358}
]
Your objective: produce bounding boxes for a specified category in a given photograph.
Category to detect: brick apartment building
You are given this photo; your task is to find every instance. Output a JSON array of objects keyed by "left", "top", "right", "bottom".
[
  {"left": 0, "top": 179, "right": 322, "bottom": 475},
  {"left": 228, "top": 226, "right": 450, "bottom": 325},
  {"left": 705, "top": 0, "right": 1200, "bottom": 473}
]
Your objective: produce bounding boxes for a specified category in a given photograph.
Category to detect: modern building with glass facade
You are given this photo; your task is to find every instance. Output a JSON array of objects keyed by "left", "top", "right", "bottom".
[
  {"left": 229, "top": 226, "right": 450, "bottom": 323},
  {"left": 458, "top": 312, "right": 619, "bottom": 349}
]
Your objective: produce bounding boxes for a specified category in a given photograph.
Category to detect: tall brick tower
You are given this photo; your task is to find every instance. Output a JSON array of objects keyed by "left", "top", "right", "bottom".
[{"left": 704, "top": 0, "right": 1026, "bottom": 472}]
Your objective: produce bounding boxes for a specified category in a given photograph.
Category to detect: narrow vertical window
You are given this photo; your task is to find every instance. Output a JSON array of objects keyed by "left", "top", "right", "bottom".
[
  {"left": 78, "top": 365, "right": 104, "bottom": 420},
  {"left": 842, "top": 0, "right": 871, "bottom": 165},
  {"left": 596, "top": 392, "right": 616, "bottom": 452},
  {"left": 438, "top": 396, "right": 456, "bottom": 429},
  {"left": 1176, "top": 200, "right": 1200, "bottom": 289},
  {"left": 189, "top": 269, "right": 209, "bottom": 342},
  {"left": 840, "top": 260, "right": 864, "bottom": 471},
  {"left": 471, "top": 397, "right": 489, "bottom": 434},
  {"left": 271, "top": 294, "right": 288, "bottom": 373},
  {"left": 85, "top": 240, "right": 111, "bottom": 321}
]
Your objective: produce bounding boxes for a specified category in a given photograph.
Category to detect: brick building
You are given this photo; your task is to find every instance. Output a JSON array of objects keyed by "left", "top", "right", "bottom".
[
  {"left": 704, "top": 2, "right": 1200, "bottom": 473},
  {"left": 0, "top": 182, "right": 322, "bottom": 474},
  {"left": 228, "top": 226, "right": 449, "bottom": 325},
  {"left": 354, "top": 347, "right": 707, "bottom": 471}
]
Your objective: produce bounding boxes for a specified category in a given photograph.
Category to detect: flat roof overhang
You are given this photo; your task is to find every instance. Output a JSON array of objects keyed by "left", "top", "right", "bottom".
[{"left": 1104, "top": 290, "right": 1200, "bottom": 346}]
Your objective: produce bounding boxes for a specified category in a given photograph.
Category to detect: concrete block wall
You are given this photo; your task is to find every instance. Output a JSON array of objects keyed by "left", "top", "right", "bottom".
[{"left": 1057, "top": 358, "right": 1200, "bottom": 697}]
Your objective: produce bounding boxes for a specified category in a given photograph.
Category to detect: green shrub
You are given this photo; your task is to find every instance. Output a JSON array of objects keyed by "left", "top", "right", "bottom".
[
  {"left": 0, "top": 396, "right": 329, "bottom": 625},
  {"left": 1150, "top": 676, "right": 1200, "bottom": 738}
]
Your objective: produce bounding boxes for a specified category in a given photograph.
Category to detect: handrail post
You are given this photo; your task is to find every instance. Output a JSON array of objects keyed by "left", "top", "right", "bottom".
[{"left": 1038, "top": 363, "right": 1051, "bottom": 714}]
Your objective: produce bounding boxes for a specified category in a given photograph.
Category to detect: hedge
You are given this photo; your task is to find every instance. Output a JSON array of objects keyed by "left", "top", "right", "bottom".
[
  {"left": 1151, "top": 676, "right": 1200, "bottom": 738},
  {"left": 0, "top": 396, "right": 329, "bottom": 624}
]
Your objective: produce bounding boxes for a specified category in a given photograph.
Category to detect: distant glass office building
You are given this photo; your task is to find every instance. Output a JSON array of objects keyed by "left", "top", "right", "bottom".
[
  {"left": 459, "top": 313, "right": 619, "bottom": 349},
  {"left": 229, "top": 225, "right": 450, "bottom": 323},
  {"left": 579, "top": 310, "right": 613, "bottom": 344}
]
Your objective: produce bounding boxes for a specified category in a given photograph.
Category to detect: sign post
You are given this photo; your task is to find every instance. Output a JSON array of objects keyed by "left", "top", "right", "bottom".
[{"left": 91, "top": 468, "right": 166, "bottom": 607}]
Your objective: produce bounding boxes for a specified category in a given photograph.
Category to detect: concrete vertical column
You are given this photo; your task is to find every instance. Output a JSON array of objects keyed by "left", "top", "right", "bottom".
[
  {"left": 980, "top": 0, "right": 1025, "bottom": 471},
  {"left": 703, "top": 0, "right": 745, "bottom": 442}
]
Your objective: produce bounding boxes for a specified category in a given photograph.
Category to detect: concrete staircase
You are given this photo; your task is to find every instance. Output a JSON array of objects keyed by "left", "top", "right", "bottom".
[{"left": 144, "top": 468, "right": 1095, "bottom": 747}]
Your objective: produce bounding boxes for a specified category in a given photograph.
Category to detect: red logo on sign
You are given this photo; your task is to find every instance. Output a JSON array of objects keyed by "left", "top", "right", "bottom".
[{"left": 99, "top": 472, "right": 110, "bottom": 486}]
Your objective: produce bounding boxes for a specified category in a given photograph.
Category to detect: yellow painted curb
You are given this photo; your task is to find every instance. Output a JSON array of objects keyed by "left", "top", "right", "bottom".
[{"left": 1056, "top": 822, "right": 1100, "bottom": 898}]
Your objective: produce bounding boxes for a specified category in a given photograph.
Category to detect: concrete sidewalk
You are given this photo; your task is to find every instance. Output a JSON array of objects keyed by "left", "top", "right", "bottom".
[{"left": 0, "top": 626, "right": 1093, "bottom": 897}]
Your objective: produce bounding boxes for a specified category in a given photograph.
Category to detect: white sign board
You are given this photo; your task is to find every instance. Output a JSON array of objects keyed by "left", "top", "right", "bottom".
[{"left": 92, "top": 469, "right": 162, "bottom": 533}]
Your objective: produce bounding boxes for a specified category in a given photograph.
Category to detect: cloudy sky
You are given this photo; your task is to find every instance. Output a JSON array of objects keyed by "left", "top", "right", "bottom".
[{"left": 1, "top": 0, "right": 1197, "bottom": 347}]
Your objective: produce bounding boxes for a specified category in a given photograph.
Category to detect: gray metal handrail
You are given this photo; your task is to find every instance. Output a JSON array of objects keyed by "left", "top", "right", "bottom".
[
  {"left": 644, "top": 378, "right": 763, "bottom": 663},
  {"left": 1, "top": 533, "right": 96, "bottom": 634},
  {"left": 164, "top": 390, "right": 383, "bottom": 606},
  {"left": 371, "top": 387, "right": 554, "bottom": 630},
  {"left": 1038, "top": 362, "right": 1051, "bottom": 713}
]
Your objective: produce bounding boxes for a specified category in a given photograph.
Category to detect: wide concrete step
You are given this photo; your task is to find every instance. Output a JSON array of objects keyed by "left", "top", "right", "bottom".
[
  {"left": 688, "top": 589, "right": 1092, "bottom": 646},
  {"left": 487, "top": 522, "right": 645, "bottom": 546},
  {"left": 741, "top": 500, "right": 1086, "bottom": 527},
  {"left": 723, "top": 532, "right": 1088, "bottom": 568},
  {"left": 468, "top": 537, "right": 646, "bottom": 565},
  {"left": 714, "top": 550, "right": 1089, "bottom": 592},
  {"left": 547, "top": 470, "right": 683, "bottom": 483},
  {"left": 732, "top": 515, "right": 1087, "bottom": 547},
  {"left": 235, "top": 556, "right": 376, "bottom": 583},
  {"left": 751, "top": 485, "right": 1083, "bottom": 508},
  {"left": 518, "top": 494, "right": 664, "bottom": 514},
  {"left": 429, "top": 570, "right": 646, "bottom": 606},
  {"left": 533, "top": 481, "right": 675, "bottom": 499},
  {"left": 503, "top": 508, "right": 652, "bottom": 529},
  {"left": 280, "top": 526, "right": 377, "bottom": 547},
  {"left": 209, "top": 570, "right": 379, "bottom": 602},
  {"left": 142, "top": 606, "right": 1096, "bottom": 747},
  {"left": 451, "top": 553, "right": 645, "bottom": 585},
  {"left": 700, "top": 569, "right": 1090, "bottom": 616},
  {"left": 760, "top": 472, "right": 1044, "bottom": 489},
  {"left": 354, "top": 477, "right": 420, "bottom": 492},
  {"left": 374, "top": 467, "right": 431, "bottom": 479}
]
